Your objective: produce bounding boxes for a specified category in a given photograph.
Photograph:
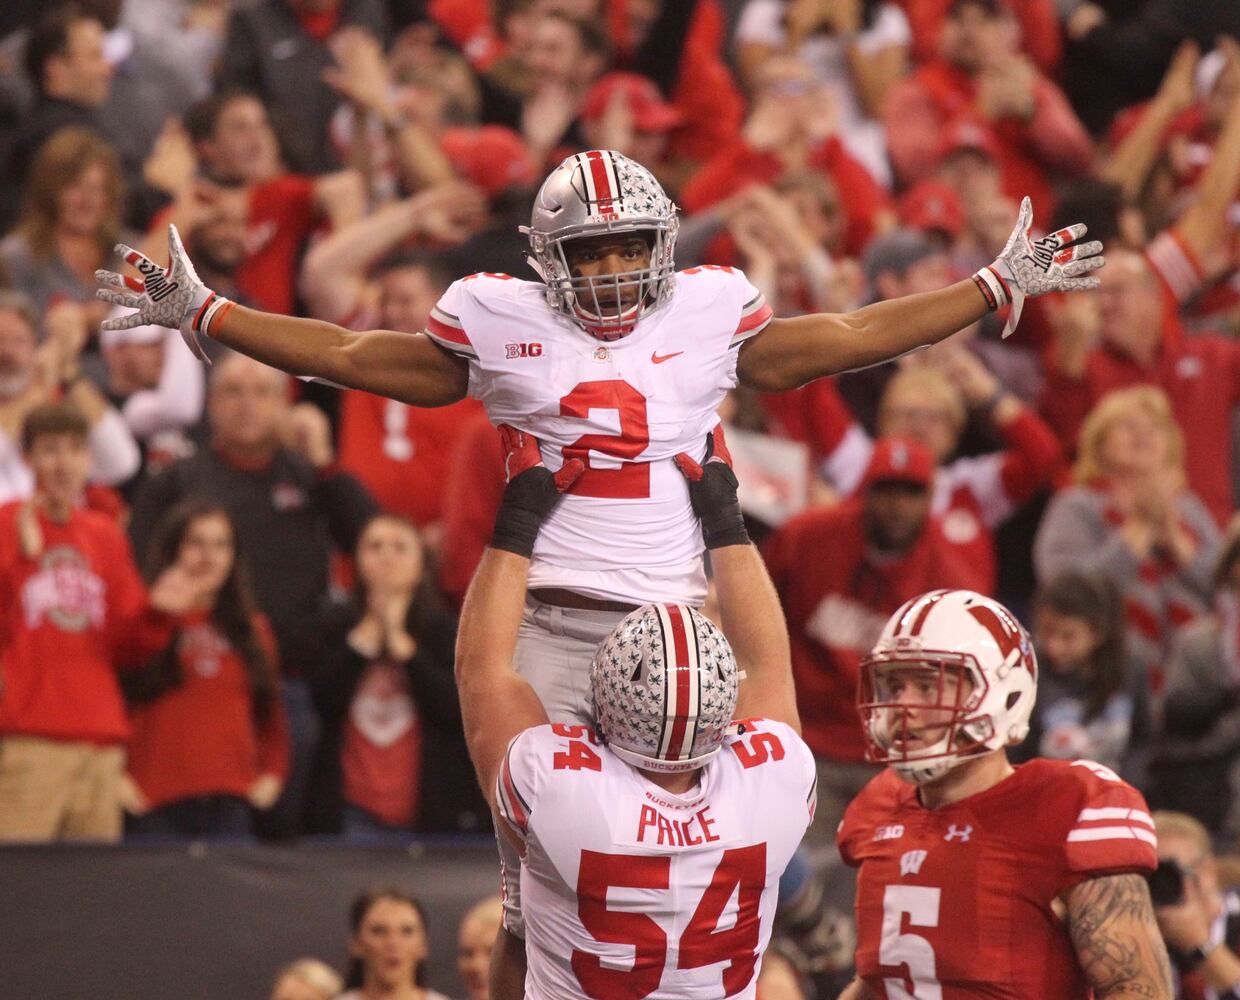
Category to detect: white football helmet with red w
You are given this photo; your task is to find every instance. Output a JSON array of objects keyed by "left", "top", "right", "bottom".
[{"left": 859, "top": 589, "right": 1038, "bottom": 785}]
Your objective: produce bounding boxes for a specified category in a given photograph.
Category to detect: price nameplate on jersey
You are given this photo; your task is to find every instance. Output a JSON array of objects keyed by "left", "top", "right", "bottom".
[{"left": 613, "top": 786, "right": 741, "bottom": 850}]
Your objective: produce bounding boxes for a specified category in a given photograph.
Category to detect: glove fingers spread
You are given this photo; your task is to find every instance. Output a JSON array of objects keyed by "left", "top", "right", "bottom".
[
  {"left": 101, "top": 310, "right": 150, "bottom": 331},
  {"left": 97, "top": 287, "right": 145, "bottom": 309},
  {"left": 1046, "top": 223, "right": 1088, "bottom": 248},
  {"left": 1054, "top": 240, "right": 1103, "bottom": 265},
  {"left": 116, "top": 243, "right": 157, "bottom": 272},
  {"left": 1062, "top": 256, "right": 1105, "bottom": 278},
  {"left": 1062, "top": 276, "right": 1103, "bottom": 291}
]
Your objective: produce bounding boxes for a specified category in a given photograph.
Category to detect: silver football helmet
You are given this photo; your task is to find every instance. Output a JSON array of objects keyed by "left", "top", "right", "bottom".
[
  {"left": 522, "top": 149, "right": 679, "bottom": 341},
  {"left": 591, "top": 603, "right": 738, "bottom": 773}
]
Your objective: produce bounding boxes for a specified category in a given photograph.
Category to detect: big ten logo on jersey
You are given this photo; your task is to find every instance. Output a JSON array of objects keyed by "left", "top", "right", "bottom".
[
  {"left": 874, "top": 824, "right": 905, "bottom": 842},
  {"left": 505, "top": 342, "right": 543, "bottom": 359}
]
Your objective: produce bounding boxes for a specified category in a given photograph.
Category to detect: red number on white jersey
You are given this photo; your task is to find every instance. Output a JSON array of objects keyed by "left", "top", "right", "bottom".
[
  {"left": 559, "top": 380, "right": 650, "bottom": 499},
  {"left": 571, "top": 845, "right": 767, "bottom": 998}
]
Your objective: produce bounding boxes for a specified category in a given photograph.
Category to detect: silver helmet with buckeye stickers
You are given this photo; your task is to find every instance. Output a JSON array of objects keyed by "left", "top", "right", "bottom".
[
  {"left": 522, "top": 150, "right": 679, "bottom": 341},
  {"left": 591, "top": 603, "right": 738, "bottom": 773}
]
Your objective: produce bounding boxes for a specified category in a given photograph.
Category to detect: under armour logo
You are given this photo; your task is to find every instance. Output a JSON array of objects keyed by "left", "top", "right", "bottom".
[
  {"left": 899, "top": 850, "right": 928, "bottom": 876},
  {"left": 944, "top": 824, "right": 972, "bottom": 842}
]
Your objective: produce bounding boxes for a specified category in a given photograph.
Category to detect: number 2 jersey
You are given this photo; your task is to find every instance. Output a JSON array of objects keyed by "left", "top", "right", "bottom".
[
  {"left": 496, "top": 719, "right": 816, "bottom": 999},
  {"left": 837, "top": 758, "right": 1158, "bottom": 999},
  {"left": 423, "top": 268, "right": 773, "bottom": 606}
]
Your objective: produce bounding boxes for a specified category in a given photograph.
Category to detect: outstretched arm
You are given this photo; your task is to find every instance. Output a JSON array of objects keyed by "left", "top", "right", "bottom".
[
  {"left": 675, "top": 428, "right": 799, "bottom": 731},
  {"left": 97, "top": 226, "right": 469, "bottom": 407},
  {"left": 737, "top": 197, "right": 1105, "bottom": 391},
  {"left": 1066, "top": 873, "right": 1174, "bottom": 999},
  {"left": 455, "top": 427, "right": 584, "bottom": 808}
]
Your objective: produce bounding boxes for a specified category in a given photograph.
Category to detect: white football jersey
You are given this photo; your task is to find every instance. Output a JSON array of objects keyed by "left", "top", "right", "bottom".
[
  {"left": 495, "top": 719, "right": 816, "bottom": 1000},
  {"left": 424, "top": 268, "right": 773, "bottom": 605}
]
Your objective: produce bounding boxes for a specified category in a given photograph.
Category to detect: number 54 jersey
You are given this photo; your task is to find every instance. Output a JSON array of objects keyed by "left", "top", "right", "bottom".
[
  {"left": 423, "top": 268, "right": 772, "bottom": 606},
  {"left": 497, "top": 719, "right": 816, "bottom": 999},
  {"left": 837, "top": 759, "right": 1158, "bottom": 999}
]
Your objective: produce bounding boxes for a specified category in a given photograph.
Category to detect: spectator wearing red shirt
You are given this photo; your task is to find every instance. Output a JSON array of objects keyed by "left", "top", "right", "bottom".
[
  {"left": 898, "top": 0, "right": 1062, "bottom": 75},
  {"left": 437, "top": 408, "right": 503, "bottom": 607},
  {"left": 762, "top": 437, "right": 985, "bottom": 839},
  {"left": 298, "top": 185, "right": 489, "bottom": 533},
  {"left": 171, "top": 90, "right": 365, "bottom": 316},
  {"left": 308, "top": 515, "right": 485, "bottom": 839},
  {"left": 0, "top": 403, "right": 196, "bottom": 843},
  {"left": 681, "top": 54, "right": 891, "bottom": 257},
  {"left": 122, "top": 501, "right": 289, "bottom": 841},
  {"left": 883, "top": 0, "right": 1093, "bottom": 217}
]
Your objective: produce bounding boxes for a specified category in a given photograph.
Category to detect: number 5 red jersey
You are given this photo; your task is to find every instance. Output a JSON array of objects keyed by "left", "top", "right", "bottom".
[
  {"left": 496, "top": 718, "right": 815, "bottom": 999},
  {"left": 838, "top": 758, "right": 1158, "bottom": 999},
  {"left": 422, "top": 268, "right": 772, "bottom": 607}
]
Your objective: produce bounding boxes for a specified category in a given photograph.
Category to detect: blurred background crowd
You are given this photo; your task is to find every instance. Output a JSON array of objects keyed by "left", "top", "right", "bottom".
[{"left": 1, "top": 0, "right": 1239, "bottom": 996}]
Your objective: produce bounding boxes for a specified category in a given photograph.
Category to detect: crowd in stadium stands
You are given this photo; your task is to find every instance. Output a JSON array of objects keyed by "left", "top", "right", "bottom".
[{"left": 0, "top": 0, "right": 1239, "bottom": 995}]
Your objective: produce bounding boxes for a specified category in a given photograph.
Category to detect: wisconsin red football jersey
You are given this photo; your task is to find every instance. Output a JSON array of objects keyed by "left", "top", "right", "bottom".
[{"left": 838, "top": 758, "right": 1157, "bottom": 999}]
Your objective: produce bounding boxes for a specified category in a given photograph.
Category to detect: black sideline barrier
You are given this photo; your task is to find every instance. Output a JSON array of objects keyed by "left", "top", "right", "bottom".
[{"left": 0, "top": 840, "right": 499, "bottom": 999}]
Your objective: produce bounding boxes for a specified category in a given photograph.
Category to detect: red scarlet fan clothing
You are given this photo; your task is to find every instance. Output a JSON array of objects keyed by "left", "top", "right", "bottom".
[
  {"left": 0, "top": 503, "right": 175, "bottom": 744},
  {"left": 762, "top": 498, "right": 987, "bottom": 761},
  {"left": 337, "top": 391, "right": 486, "bottom": 528},
  {"left": 341, "top": 659, "right": 422, "bottom": 827},
  {"left": 126, "top": 611, "right": 290, "bottom": 808}
]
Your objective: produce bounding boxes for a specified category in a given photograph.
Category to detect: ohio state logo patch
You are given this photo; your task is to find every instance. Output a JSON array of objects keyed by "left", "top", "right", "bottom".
[{"left": 21, "top": 545, "right": 105, "bottom": 633}]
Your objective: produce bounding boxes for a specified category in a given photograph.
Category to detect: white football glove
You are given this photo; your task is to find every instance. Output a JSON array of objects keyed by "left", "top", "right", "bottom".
[
  {"left": 95, "top": 224, "right": 230, "bottom": 362},
  {"left": 973, "top": 196, "right": 1105, "bottom": 338}
]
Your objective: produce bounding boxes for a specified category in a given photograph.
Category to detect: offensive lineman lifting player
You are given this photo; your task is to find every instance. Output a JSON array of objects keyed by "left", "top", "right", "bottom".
[{"left": 97, "top": 149, "right": 1108, "bottom": 942}]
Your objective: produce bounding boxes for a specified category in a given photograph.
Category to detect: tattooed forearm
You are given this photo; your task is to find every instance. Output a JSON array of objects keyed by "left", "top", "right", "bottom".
[{"left": 1067, "top": 874, "right": 1173, "bottom": 999}]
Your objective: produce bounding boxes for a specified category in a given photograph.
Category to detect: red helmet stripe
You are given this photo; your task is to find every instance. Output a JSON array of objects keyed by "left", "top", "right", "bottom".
[
  {"left": 583, "top": 150, "right": 618, "bottom": 217},
  {"left": 658, "top": 604, "right": 697, "bottom": 761},
  {"left": 908, "top": 589, "right": 951, "bottom": 637},
  {"left": 967, "top": 604, "right": 1023, "bottom": 663}
]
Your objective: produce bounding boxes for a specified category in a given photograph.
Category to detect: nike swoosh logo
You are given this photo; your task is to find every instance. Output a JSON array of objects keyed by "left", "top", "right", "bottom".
[{"left": 651, "top": 351, "right": 684, "bottom": 365}]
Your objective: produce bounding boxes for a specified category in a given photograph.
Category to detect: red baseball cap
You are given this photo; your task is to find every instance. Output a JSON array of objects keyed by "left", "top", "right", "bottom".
[
  {"left": 864, "top": 437, "right": 936, "bottom": 489},
  {"left": 440, "top": 126, "right": 538, "bottom": 197},
  {"left": 898, "top": 180, "right": 965, "bottom": 240},
  {"left": 936, "top": 120, "right": 1001, "bottom": 165},
  {"left": 580, "top": 72, "right": 682, "bottom": 133}
]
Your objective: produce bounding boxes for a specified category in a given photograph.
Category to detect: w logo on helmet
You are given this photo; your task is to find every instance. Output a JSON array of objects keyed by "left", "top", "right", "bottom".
[{"left": 967, "top": 604, "right": 1032, "bottom": 672}]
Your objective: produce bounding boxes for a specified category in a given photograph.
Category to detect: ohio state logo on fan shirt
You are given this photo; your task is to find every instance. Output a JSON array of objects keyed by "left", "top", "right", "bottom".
[{"left": 21, "top": 545, "right": 106, "bottom": 633}]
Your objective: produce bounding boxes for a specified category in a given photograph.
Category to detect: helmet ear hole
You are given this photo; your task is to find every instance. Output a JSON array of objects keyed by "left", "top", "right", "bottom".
[{"left": 1005, "top": 692, "right": 1021, "bottom": 710}]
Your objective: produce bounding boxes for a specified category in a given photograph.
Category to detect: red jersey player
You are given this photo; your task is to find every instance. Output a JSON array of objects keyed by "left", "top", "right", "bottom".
[
  {"left": 836, "top": 589, "right": 1172, "bottom": 999},
  {"left": 453, "top": 425, "right": 812, "bottom": 999}
]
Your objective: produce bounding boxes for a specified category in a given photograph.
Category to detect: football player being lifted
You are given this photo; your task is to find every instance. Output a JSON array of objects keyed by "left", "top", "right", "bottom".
[
  {"left": 99, "top": 150, "right": 1104, "bottom": 935},
  {"left": 454, "top": 423, "right": 813, "bottom": 1000},
  {"left": 837, "top": 590, "right": 1172, "bottom": 1000}
]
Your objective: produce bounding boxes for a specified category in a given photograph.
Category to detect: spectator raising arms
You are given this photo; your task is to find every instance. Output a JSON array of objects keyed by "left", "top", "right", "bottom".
[{"left": 122, "top": 500, "right": 289, "bottom": 842}]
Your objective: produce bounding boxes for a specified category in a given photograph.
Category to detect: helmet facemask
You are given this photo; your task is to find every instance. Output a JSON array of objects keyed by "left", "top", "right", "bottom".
[
  {"left": 859, "top": 653, "right": 992, "bottom": 785},
  {"left": 523, "top": 150, "right": 680, "bottom": 341}
]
